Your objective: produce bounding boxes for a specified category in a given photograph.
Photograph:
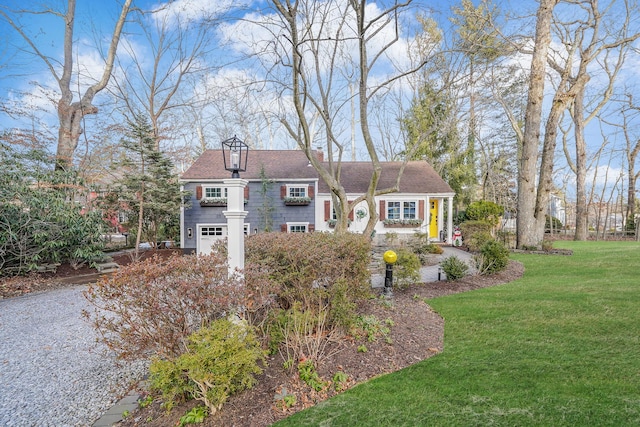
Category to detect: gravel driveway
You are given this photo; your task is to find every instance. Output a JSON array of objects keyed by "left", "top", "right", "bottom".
[{"left": 0, "top": 285, "right": 146, "bottom": 427}]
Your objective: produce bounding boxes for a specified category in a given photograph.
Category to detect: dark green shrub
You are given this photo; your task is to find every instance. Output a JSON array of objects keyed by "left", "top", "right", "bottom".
[
  {"left": 465, "top": 200, "right": 504, "bottom": 227},
  {"left": 394, "top": 248, "right": 421, "bottom": 289},
  {"left": 545, "top": 215, "right": 563, "bottom": 233},
  {"left": 459, "top": 220, "right": 492, "bottom": 239},
  {"left": 466, "top": 231, "right": 493, "bottom": 252},
  {"left": 149, "top": 318, "right": 265, "bottom": 413},
  {"left": 0, "top": 145, "right": 106, "bottom": 276},
  {"left": 440, "top": 256, "right": 469, "bottom": 281},
  {"left": 475, "top": 240, "right": 510, "bottom": 275}
]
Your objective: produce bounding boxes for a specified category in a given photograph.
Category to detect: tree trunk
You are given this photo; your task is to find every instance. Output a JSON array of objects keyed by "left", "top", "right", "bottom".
[
  {"left": 517, "top": 0, "right": 558, "bottom": 249},
  {"left": 54, "top": 0, "right": 132, "bottom": 170},
  {"left": 56, "top": 101, "right": 98, "bottom": 170},
  {"left": 573, "top": 89, "right": 589, "bottom": 240},
  {"left": 627, "top": 165, "right": 637, "bottom": 232}
]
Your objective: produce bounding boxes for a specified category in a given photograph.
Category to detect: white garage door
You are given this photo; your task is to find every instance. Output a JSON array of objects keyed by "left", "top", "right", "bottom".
[{"left": 198, "top": 225, "right": 227, "bottom": 255}]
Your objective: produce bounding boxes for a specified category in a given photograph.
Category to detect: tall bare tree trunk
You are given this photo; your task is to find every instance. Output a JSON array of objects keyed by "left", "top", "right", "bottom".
[
  {"left": 517, "top": 0, "right": 558, "bottom": 249},
  {"left": 573, "top": 89, "right": 589, "bottom": 240}
]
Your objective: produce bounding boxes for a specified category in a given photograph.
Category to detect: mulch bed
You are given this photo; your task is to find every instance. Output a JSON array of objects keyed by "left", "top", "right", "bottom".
[{"left": 0, "top": 249, "right": 182, "bottom": 299}]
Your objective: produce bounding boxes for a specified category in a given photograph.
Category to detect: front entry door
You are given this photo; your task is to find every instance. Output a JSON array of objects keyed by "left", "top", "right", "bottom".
[{"left": 429, "top": 200, "right": 439, "bottom": 239}]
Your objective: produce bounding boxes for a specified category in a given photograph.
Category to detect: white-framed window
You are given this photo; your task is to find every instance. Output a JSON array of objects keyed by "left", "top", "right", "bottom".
[
  {"left": 288, "top": 185, "right": 307, "bottom": 198},
  {"left": 387, "top": 201, "right": 417, "bottom": 220},
  {"left": 200, "top": 225, "right": 250, "bottom": 236},
  {"left": 403, "top": 201, "right": 417, "bottom": 219},
  {"left": 288, "top": 223, "right": 308, "bottom": 233},
  {"left": 201, "top": 226, "right": 224, "bottom": 236},
  {"left": 387, "top": 201, "right": 401, "bottom": 220},
  {"left": 204, "top": 187, "right": 227, "bottom": 198}
]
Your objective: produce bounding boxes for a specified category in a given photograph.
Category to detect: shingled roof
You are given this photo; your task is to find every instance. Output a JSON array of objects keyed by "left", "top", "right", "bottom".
[
  {"left": 181, "top": 149, "right": 454, "bottom": 195},
  {"left": 180, "top": 149, "right": 319, "bottom": 180},
  {"left": 317, "top": 161, "right": 454, "bottom": 195}
]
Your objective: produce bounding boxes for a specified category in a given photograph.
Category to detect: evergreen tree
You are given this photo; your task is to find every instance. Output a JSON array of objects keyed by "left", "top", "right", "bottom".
[
  {"left": 403, "top": 84, "right": 476, "bottom": 211},
  {"left": 256, "top": 164, "right": 275, "bottom": 232},
  {"left": 114, "top": 113, "right": 186, "bottom": 257}
]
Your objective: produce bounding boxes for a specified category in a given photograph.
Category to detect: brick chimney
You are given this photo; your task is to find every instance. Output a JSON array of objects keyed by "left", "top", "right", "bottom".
[{"left": 316, "top": 147, "right": 324, "bottom": 162}]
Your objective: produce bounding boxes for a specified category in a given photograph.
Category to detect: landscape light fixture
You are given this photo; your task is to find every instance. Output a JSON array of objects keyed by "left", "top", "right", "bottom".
[{"left": 221, "top": 135, "right": 248, "bottom": 178}]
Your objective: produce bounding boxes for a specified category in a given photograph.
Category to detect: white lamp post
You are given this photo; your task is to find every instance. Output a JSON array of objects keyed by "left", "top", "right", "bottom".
[{"left": 221, "top": 136, "right": 249, "bottom": 277}]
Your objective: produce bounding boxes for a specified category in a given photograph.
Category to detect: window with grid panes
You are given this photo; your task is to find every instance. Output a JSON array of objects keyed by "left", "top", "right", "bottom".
[
  {"left": 403, "top": 201, "right": 416, "bottom": 219},
  {"left": 387, "top": 201, "right": 401, "bottom": 219},
  {"left": 204, "top": 187, "right": 227, "bottom": 198},
  {"left": 288, "top": 186, "right": 307, "bottom": 198},
  {"left": 289, "top": 224, "right": 307, "bottom": 233}
]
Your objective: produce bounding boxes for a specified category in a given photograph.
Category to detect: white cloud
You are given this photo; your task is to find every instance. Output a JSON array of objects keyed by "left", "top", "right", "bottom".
[{"left": 588, "top": 165, "right": 626, "bottom": 188}]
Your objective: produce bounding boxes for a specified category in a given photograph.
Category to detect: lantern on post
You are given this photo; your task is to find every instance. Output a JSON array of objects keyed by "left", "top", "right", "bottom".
[
  {"left": 383, "top": 250, "right": 397, "bottom": 297},
  {"left": 221, "top": 136, "right": 249, "bottom": 277},
  {"left": 222, "top": 135, "right": 248, "bottom": 178}
]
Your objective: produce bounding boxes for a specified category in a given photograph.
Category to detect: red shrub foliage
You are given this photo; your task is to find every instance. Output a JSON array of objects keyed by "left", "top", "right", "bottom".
[
  {"left": 245, "top": 232, "right": 372, "bottom": 330},
  {"left": 83, "top": 252, "right": 272, "bottom": 360}
]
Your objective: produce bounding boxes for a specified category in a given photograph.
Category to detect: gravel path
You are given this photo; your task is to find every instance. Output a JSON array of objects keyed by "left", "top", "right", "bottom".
[{"left": 0, "top": 285, "right": 147, "bottom": 427}]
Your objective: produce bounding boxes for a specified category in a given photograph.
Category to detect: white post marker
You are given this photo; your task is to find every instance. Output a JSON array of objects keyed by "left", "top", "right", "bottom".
[{"left": 223, "top": 178, "right": 248, "bottom": 277}]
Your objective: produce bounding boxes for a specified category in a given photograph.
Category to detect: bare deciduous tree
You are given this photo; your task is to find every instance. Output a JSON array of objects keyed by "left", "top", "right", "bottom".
[
  {"left": 0, "top": 0, "right": 133, "bottom": 170},
  {"left": 559, "top": 0, "right": 640, "bottom": 240},
  {"left": 263, "top": 0, "right": 428, "bottom": 235},
  {"left": 108, "top": 4, "right": 219, "bottom": 152}
]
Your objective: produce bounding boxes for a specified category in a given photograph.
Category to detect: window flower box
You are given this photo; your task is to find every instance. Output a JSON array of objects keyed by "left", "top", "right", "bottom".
[
  {"left": 284, "top": 196, "right": 311, "bottom": 206},
  {"left": 200, "top": 197, "right": 227, "bottom": 207},
  {"left": 327, "top": 219, "right": 351, "bottom": 228},
  {"left": 383, "top": 219, "right": 423, "bottom": 228},
  {"left": 200, "top": 197, "right": 249, "bottom": 207}
]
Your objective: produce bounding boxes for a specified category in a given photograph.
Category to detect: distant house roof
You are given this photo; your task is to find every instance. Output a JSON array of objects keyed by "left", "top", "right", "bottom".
[{"left": 181, "top": 149, "right": 454, "bottom": 195}]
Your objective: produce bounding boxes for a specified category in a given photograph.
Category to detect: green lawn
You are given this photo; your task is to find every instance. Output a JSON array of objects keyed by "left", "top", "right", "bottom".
[{"left": 274, "top": 241, "right": 640, "bottom": 426}]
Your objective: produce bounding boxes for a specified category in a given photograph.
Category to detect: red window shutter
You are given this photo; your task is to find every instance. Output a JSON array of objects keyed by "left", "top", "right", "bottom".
[
  {"left": 379, "top": 200, "right": 386, "bottom": 220},
  {"left": 280, "top": 224, "right": 287, "bottom": 232},
  {"left": 309, "top": 224, "right": 315, "bottom": 232},
  {"left": 308, "top": 185, "right": 314, "bottom": 198},
  {"left": 324, "top": 201, "right": 331, "bottom": 221},
  {"left": 419, "top": 200, "right": 425, "bottom": 220},
  {"left": 244, "top": 186, "right": 249, "bottom": 200},
  {"left": 281, "top": 185, "right": 286, "bottom": 199},
  {"left": 196, "top": 185, "right": 202, "bottom": 200}
]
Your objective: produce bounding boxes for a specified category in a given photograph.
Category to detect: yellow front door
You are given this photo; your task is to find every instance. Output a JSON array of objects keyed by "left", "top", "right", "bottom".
[{"left": 429, "top": 200, "right": 439, "bottom": 239}]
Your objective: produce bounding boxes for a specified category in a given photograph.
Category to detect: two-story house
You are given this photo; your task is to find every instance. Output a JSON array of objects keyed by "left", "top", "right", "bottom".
[{"left": 179, "top": 149, "right": 455, "bottom": 254}]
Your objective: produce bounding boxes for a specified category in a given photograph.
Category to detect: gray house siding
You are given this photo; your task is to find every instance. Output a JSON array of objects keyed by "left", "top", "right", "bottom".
[{"left": 182, "top": 180, "right": 316, "bottom": 252}]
